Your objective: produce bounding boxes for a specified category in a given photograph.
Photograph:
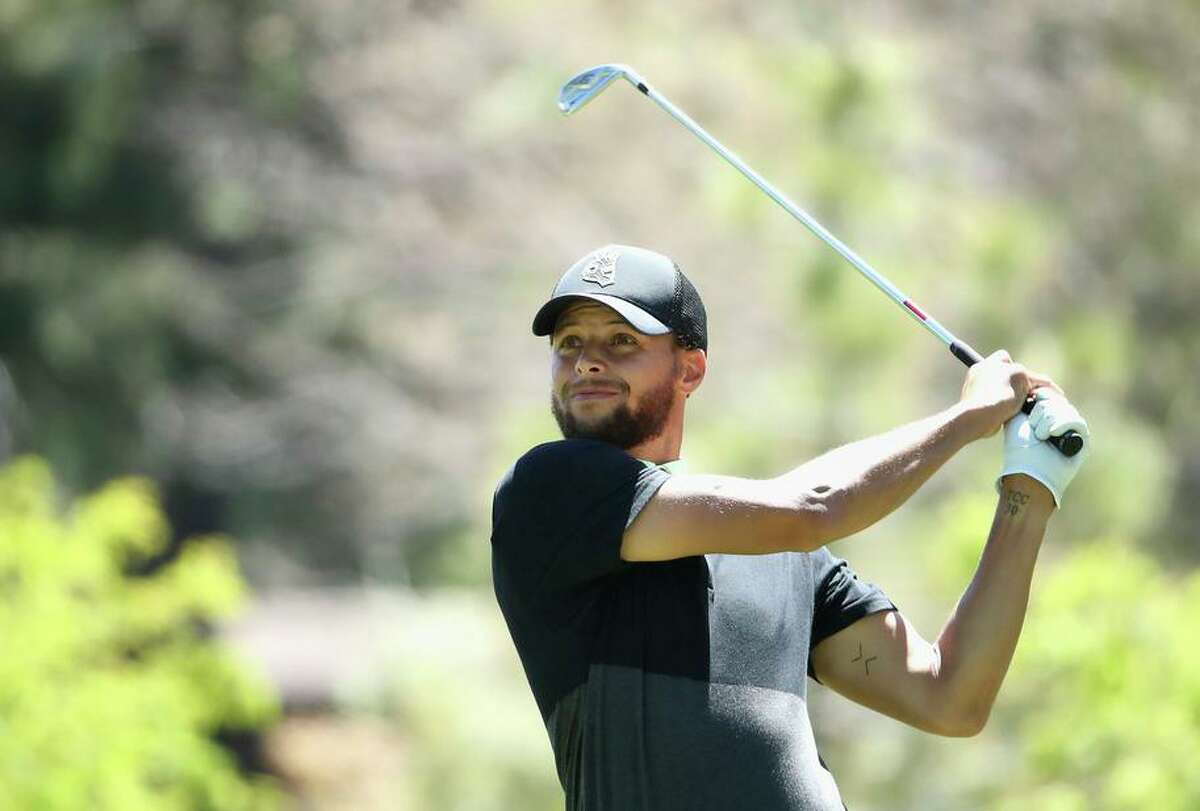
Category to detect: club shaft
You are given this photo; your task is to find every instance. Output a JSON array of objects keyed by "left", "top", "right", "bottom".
[
  {"left": 628, "top": 76, "right": 959, "bottom": 350},
  {"left": 589, "top": 68, "right": 1080, "bottom": 457}
]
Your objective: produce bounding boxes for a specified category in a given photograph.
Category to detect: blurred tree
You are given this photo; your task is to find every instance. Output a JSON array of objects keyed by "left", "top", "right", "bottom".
[
  {"left": 0, "top": 455, "right": 281, "bottom": 809},
  {"left": 990, "top": 539, "right": 1200, "bottom": 809},
  {"left": 0, "top": 0, "right": 318, "bottom": 483},
  {"left": 914, "top": 0, "right": 1200, "bottom": 560},
  {"left": 0, "top": 0, "right": 418, "bottom": 583}
]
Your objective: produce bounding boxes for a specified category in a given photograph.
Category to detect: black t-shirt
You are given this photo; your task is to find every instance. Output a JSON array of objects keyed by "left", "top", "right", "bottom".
[{"left": 491, "top": 439, "right": 895, "bottom": 811}]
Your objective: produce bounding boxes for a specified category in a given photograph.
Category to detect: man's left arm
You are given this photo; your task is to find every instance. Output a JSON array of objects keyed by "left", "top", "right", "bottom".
[
  {"left": 810, "top": 474, "right": 1051, "bottom": 737},
  {"left": 810, "top": 392, "right": 1091, "bottom": 736}
]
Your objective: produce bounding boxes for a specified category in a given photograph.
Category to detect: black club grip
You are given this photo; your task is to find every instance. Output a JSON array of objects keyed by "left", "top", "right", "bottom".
[{"left": 950, "top": 340, "right": 1083, "bottom": 458}]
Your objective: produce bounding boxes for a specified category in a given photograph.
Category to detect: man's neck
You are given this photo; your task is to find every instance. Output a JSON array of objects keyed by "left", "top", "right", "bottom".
[{"left": 625, "top": 426, "right": 683, "bottom": 465}]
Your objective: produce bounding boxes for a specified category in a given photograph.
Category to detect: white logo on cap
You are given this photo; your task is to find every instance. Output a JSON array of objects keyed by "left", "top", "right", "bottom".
[{"left": 580, "top": 248, "right": 618, "bottom": 287}]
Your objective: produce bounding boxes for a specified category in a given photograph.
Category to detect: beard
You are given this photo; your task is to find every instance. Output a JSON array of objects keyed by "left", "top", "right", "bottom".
[{"left": 551, "top": 369, "right": 678, "bottom": 450}]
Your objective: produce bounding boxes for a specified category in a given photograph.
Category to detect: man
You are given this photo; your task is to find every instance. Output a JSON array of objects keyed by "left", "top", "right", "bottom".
[{"left": 490, "top": 244, "right": 1090, "bottom": 810}]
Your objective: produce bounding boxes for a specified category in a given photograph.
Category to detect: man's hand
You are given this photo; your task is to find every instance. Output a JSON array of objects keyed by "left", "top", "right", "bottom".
[
  {"left": 997, "top": 390, "right": 1091, "bottom": 507},
  {"left": 958, "top": 350, "right": 1062, "bottom": 440}
]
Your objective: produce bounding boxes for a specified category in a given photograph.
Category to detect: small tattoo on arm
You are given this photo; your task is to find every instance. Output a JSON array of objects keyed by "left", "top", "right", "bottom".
[
  {"left": 850, "top": 642, "right": 877, "bottom": 676},
  {"left": 1004, "top": 490, "right": 1031, "bottom": 517}
]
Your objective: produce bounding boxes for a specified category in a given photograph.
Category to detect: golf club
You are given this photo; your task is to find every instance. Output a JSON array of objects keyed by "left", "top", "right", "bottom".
[{"left": 558, "top": 63, "right": 1083, "bottom": 457}]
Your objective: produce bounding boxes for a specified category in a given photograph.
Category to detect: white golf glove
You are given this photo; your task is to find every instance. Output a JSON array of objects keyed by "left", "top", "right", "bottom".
[{"left": 996, "top": 390, "right": 1091, "bottom": 508}]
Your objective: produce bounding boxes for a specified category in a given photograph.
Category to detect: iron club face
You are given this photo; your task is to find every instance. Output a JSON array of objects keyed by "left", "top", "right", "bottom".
[{"left": 557, "top": 64, "right": 643, "bottom": 115}]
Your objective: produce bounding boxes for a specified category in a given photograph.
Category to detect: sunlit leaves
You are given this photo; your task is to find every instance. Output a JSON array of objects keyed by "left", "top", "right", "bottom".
[{"left": 0, "top": 456, "right": 281, "bottom": 810}]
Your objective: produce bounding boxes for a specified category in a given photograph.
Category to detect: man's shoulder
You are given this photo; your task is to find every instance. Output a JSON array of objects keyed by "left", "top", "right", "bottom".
[
  {"left": 492, "top": 439, "right": 654, "bottom": 524},
  {"left": 520, "top": 437, "right": 632, "bottom": 463},
  {"left": 500, "top": 439, "right": 636, "bottom": 488},
  {"left": 490, "top": 439, "right": 651, "bottom": 547}
]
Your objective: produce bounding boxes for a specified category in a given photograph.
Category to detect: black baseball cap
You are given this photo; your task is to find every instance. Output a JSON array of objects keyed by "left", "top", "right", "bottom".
[{"left": 531, "top": 244, "right": 708, "bottom": 351}]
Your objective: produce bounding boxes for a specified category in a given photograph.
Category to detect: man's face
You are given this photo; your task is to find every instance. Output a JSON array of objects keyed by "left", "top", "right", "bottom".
[{"left": 549, "top": 302, "right": 682, "bottom": 449}]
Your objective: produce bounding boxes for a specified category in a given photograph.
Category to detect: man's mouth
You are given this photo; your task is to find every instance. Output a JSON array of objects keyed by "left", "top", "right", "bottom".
[
  {"left": 568, "top": 381, "right": 625, "bottom": 401},
  {"left": 572, "top": 388, "right": 621, "bottom": 400}
]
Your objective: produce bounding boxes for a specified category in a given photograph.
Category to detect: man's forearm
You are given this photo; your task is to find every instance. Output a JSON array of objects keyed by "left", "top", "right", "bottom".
[
  {"left": 933, "top": 474, "right": 1052, "bottom": 729},
  {"left": 780, "top": 402, "right": 984, "bottom": 544}
]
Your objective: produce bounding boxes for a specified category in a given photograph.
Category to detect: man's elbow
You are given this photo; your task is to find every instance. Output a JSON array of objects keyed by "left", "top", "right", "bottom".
[
  {"left": 932, "top": 701, "right": 991, "bottom": 738},
  {"left": 779, "top": 486, "right": 841, "bottom": 553}
]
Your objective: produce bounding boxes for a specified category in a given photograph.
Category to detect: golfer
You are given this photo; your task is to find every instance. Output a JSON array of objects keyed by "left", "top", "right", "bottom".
[{"left": 491, "top": 244, "right": 1090, "bottom": 810}]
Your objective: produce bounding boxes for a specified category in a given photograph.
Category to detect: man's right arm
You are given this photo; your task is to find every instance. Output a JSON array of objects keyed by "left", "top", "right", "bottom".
[
  {"left": 622, "top": 351, "right": 1057, "bottom": 562},
  {"left": 622, "top": 403, "right": 981, "bottom": 560}
]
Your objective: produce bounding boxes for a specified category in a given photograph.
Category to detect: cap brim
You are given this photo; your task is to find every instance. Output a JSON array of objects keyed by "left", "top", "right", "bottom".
[{"left": 532, "top": 294, "right": 670, "bottom": 337}]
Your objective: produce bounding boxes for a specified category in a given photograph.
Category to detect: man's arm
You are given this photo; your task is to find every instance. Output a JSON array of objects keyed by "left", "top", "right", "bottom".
[
  {"left": 808, "top": 474, "right": 1053, "bottom": 736},
  {"left": 623, "top": 350, "right": 1053, "bottom": 562},
  {"left": 623, "top": 402, "right": 983, "bottom": 560},
  {"left": 773, "top": 402, "right": 986, "bottom": 545}
]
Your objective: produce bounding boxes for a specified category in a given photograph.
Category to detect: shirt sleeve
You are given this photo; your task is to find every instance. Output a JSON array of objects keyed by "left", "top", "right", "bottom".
[
  {"left": 807, "top": 547, "right": 897, "bottom": 682},
  {"left": 491, "top": 438, "right": 670, "bottom": 597}
]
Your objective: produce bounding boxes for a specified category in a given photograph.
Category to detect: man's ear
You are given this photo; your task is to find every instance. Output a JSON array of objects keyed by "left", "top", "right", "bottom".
[{"left": 678, "top": 348, "right": 706, "bottom": 397}]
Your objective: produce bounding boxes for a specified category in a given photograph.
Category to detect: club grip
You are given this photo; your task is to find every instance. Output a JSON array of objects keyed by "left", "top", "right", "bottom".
[{"left": 949, "top": 340, "right": 1083, "bottom": 457}]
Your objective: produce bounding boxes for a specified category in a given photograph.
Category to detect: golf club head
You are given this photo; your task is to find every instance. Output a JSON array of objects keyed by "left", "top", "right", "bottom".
[{"left": 558, "top": 64, "right": 639, "bottom": 114}]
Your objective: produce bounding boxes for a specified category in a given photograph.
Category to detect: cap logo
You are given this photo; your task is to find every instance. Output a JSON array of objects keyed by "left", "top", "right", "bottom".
[{"left": 580, "top": 249, "right": 618, "bottom": 287}]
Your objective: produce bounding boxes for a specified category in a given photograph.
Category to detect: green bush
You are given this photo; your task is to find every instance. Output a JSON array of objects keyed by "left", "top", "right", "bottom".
[
  {"left": 995, "top": 540, "right": 1200, "bottom": 810},
  {"left": 0, "top": 456, "right": 281, "bottom": 810}
]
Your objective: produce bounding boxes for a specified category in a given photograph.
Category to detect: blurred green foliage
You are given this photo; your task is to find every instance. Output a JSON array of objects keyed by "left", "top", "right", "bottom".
[
  {"left": 0, "top": 456, "right": 281, "bottom": 810},
  {"left": 996, "top": 541, "right": 1200, "bottom": 809},
  {"left": 0, "top": 0, "right": 369, "bottom": 582}
]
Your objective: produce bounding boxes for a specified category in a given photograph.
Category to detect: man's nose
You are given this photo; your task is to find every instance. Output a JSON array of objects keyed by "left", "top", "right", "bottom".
[{"left": 575, "top": 345, "right": 606, "bottom": 375}]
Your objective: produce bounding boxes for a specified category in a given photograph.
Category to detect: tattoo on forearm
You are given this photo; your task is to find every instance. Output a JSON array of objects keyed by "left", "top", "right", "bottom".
[
  {"left": 1004, "top": 490, "right": 1031, "bottom": 517},
  {"left": 850, "top": 642, "right": 877, "bottom": 676}
]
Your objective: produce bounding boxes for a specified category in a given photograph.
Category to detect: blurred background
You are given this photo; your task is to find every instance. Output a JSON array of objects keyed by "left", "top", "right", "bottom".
[{"left": 2, "top": 0, "right": 1198, "bottom": 808}]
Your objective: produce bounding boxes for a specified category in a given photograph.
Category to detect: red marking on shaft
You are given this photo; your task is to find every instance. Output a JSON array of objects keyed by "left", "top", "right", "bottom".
[{"left": 903, "top": 300, "right": 928, "bottom": 320}]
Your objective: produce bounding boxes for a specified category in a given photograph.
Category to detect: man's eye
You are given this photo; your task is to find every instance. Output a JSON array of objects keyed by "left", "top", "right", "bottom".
[
  {"left": 557, "top": 336, "right": 581, "bottom": 350},
  {"left": 613, "top": 333, "right": 637, "bottom": 345}
]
